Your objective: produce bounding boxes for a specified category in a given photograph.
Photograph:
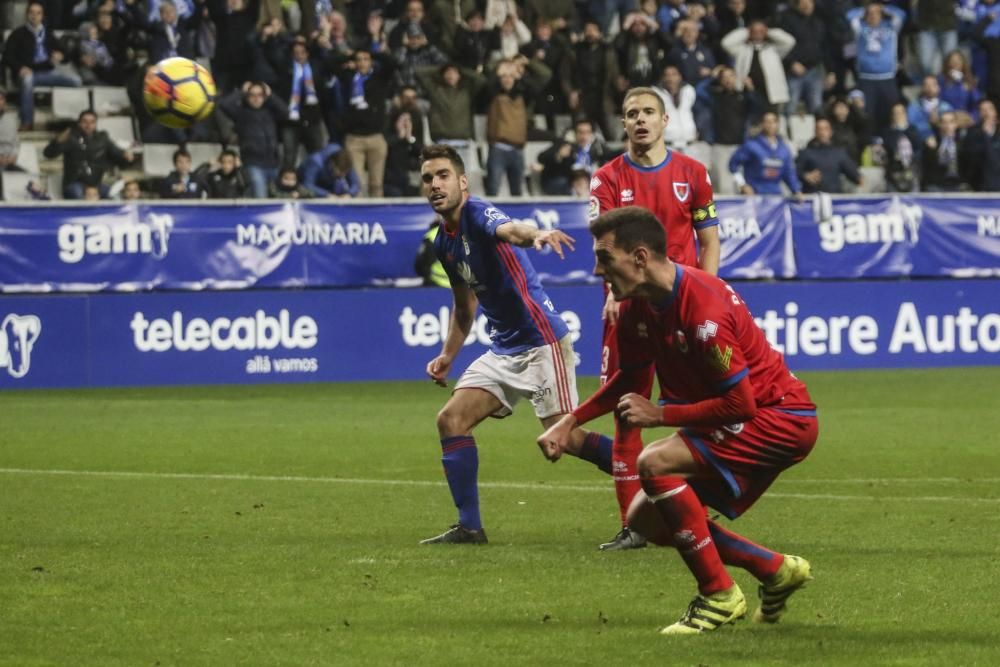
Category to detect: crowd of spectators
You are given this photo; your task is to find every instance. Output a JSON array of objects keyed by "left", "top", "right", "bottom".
[{"left": 2, "top": 0, "right": 1000, "bottom": 199}]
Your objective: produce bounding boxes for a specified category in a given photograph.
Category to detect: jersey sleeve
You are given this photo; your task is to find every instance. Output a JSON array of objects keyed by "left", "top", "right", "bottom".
[
  {"left": 685, "top": 293, "right": 750, "bottom": 394},
  {"left": 474, "top": 203, "right": 515, "bottom": 237},
  {"left": 616, "top": 301, "right": 656, "bottom": 370},
  {"left": 588, "top": 168, "right": 617, "bottom": 221},
  {"left": 689, "top": 162, "right": 718, "bottom": 230}
]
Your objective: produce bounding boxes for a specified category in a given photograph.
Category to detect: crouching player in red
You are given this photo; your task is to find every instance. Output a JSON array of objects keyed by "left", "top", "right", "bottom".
[{"left": 538, "top": 206, "right": 818, "bottom": 634}]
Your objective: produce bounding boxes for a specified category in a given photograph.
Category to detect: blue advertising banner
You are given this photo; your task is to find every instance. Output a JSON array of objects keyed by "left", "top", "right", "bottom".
[
  {"left": 1, "top": 196, "right": 816, "bottom": 292},
  {"left": 2, "top": 279, "right": 998, "bottom": 390}
]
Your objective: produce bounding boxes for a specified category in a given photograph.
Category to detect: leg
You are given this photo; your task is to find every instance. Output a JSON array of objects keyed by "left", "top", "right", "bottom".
[
  {"left": 785, "top": 73, "right": 804, "bottom": 116},
  {"left": 245, "top": 165, "right": 270, "bottom": 198},
  {"left": 367, "top": 134, "right": 387, "bottom": 197},
  {"left": 62, "top": 181, "right": 86, "bottom": 200},
  {"left": 281, "top": 126, "right": 300, "bottom": 171},
  {"left": 507, "top": 147, "right": 524, "bottom": 196},
  {"left": 420, "top": 387, "right": 503, "bottom": 544},
  {"left": 636, "top": 433, "right": 746, "bottom": 634},
  {"left": 805, "top": 67, "right": 824, "bottom": 115},
  {"left": 485, "top": 145, "right": 502, "bottom": 196},
  {"left": 18, "top": 71, "right": 35, "bottom": 127},
  {"left": 344, "top": 134, "right": 367, "bottom": 195},
  {"left": 917, "top": 31, "right": 937, "bottom": 77}
]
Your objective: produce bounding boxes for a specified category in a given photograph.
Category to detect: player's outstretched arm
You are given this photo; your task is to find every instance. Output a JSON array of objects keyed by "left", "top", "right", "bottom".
[
  {"left": 495, "top": 222, "right": 575, "bottom": 259},
  {"left": 426, "top": 284, "right": 477, "bottom": 387}
]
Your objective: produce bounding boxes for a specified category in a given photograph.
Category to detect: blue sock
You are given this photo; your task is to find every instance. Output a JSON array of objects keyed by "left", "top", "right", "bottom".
[
  {"left": 577, "top": 432, "right": 614, "bottom": 475},
  {"left": 440, "top": 436, "right": 481, "bottom": 530}
]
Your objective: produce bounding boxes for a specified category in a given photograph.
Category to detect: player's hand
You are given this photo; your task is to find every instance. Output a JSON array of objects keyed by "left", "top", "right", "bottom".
[
  {"left": 739, "top": 184, "right": 755, "bottom": 195},
  {"left": 617, "top": 393, "right": 662, "bottom": 427},
  {"left": 536, "top": 414, "right": 576, "bottom": 462},
  {"left": 426, "top": 354, "right": 452, "bottom": 387},
  {"left": 602, "top": 290, "right": 620, "bottom": 324},
  {"left": 534, "top": 229, "right": 575, "bottom": 259}
]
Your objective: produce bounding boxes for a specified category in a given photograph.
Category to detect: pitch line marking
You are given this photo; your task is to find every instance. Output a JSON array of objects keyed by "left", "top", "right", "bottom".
[{"left": 0, "top": 468, "right": 998, "bottom": 504}]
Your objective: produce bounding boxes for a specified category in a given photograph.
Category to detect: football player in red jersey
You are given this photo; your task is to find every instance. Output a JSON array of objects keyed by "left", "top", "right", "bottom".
[
  {"left": 538, "top": 206, "right": 818, "bottom": 635},
  {"left": 589, "top": 87, "right": 721, "bottom": 550}
]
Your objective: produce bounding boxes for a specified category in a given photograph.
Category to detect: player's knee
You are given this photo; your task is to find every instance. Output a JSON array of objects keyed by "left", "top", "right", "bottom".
[
  {"left": 435, "top": 406, "right": 469, "bottom": 437},
  {"left": 636, "top": 447, "right": 662, "bottom": 479}
]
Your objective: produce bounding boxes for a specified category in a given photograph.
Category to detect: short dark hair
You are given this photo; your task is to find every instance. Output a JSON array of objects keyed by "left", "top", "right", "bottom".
[
  {"left": 173, "top": 148, "right": 191, "bottom": 163},
  {"left": 78, "top": 109, "right": 97, "bottom": 122},
  {"left": 420, "top": 144, "right": 465, "bottom": 175},
  {"left": 219, "top": 149, "right": 238, "bottom": 160},
  {"left": 589, "top": 206, "right": 667, "bottom": 258}
]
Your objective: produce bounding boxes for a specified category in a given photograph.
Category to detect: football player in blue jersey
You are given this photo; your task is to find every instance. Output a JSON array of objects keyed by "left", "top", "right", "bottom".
[{"left": 418, "top": 144, "right": 615, "bottom": 544}]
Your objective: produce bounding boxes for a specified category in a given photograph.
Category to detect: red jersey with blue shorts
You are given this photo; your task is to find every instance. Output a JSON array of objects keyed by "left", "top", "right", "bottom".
[
  {"left": 589, "top": 150, "right": 718, "bottom": 383},
  {"left": 616, "top": 265, "right": 818, "bottom": 519}
]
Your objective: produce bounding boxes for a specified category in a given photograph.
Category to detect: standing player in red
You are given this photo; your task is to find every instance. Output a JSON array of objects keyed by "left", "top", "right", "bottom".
[
  {"left": 539, "top": 207, "right": 818, "bottom": 634},
  {"left": 589, "top": 87, "right": 721, "bottom": 550}
]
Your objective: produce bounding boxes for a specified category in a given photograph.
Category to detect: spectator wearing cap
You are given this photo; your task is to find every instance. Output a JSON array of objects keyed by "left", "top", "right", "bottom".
[
  {"left": 2, "top": 1, "right": 83, "bottom": 130},
  {"left": 846, "top": 1, "right": 905, "bottom": 137},
  {"left": 394, "top": 22, "right": 448, "bottom": 96},
  {"left": 389, "top": 0, "right": 441, "bottom": 51},
  {"left": 722, "top": 20, "right": 796, "bottom": 113},
  {"left": 776, "top": 0, "right": 829, "bottom": 115},
  {"left": 415, "top": 63, "right": 487, "bottom": 143}
]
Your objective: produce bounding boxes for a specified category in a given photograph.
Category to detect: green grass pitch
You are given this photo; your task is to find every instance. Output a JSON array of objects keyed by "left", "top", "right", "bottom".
[{"left": 2, "top": 367, "right": 999, "bottom": 666}]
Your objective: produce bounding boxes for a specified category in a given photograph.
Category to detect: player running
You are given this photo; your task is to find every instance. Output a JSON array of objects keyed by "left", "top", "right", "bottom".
[
  {"left": 589, "top": 87, "right": 721, "bottom": 551},
  {"left": 539, "top": 206, "right": 818, "bottom": 634},
  {"left": 418, "top": 144, "right": 615, "bottom": 545}
]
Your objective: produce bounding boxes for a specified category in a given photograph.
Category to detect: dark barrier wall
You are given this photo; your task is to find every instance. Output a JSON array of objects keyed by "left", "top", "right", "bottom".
[
  {"left": 2, "top": 195, "right": 999, "bottom": 292},
  {"left": 2, "top": 280, "right": 998, "bottom": 389}
]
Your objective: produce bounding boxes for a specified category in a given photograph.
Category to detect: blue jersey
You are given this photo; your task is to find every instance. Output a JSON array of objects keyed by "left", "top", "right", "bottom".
[
  {"left": 434, "top": 197, "right": 569, "bottom": 355},
  {"left": 729, "top": 136, "right": 802, "bottom": 195},
  {"left": 848, "top": 5, "right": 905, "bottom": 80}
]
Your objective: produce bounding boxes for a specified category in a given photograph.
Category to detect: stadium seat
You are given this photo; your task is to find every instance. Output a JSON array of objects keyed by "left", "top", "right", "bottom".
[
  {"left": 97, "top": 116, "right": 136, "bottom": 150},
  {"left": 553, "top": 114, "right": 573, "bottom": 138},
  {"left": 141, "top": 143, "right": 179, "bottom": 177},
  {"left": 91, "top": 86, "right": 131, "bottom": 115},
  {"left": 473, "top": 115, "right": 487, "bottom": 143},
  {"left": 1, "top": 171, "right": 37, "bottom": 201},
  {"left": 788, "top": 114, "right": 815, "bottom": 150},
  {"left": 523, "top": 140, "right": 550, "bottom": 195},
  {"left": 15, "top": 142, "right": 39, "bottom": 174},
  {"left": 858, "top": 166, "right": 887, "bottom": 193},
  {"left": 186, "top": 142, "right": 224, "bottom": 170},
  {"left": 51, "top": 87, "right": 91, "bottom": 120}
]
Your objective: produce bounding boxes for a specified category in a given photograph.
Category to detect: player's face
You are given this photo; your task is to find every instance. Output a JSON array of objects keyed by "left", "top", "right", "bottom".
[
  {"left": 421, "top": 157, "right": 467, "bottom": 215},
  {"left": 593, "top": 231, "right": 641, "bottom": 301},
  {"left": 622, "top": 94, "right": 667, "bottom": 150}
]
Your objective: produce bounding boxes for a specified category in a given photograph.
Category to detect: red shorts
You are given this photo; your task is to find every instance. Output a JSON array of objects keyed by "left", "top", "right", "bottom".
[{"left": 679, "top": 407, "right": 819, "bottom": 519}]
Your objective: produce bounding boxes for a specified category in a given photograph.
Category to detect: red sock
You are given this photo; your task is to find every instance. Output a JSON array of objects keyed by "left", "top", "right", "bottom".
[
  {"left": 642, "top": 476, "right": 733, "bottom": 595},
  {"left": 612, "top": 422, "right": 643, "bottom": 526},
  {"left": 708, "top": 520, "right": 783, "bottom": 581}
]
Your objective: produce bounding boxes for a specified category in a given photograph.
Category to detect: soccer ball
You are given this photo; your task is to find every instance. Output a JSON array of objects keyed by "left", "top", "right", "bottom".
[{"left": 143, "top": 57, "right": 217, "bottom": 129}]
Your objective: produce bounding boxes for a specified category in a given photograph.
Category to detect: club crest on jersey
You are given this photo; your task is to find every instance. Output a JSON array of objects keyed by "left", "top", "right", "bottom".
[
  {"left": 696, "top": 319, "right": 718, "bottom": 341},
  {"left": 676, "top": 330, "right": 689, "bottom": 353},
  {"left": 620, "top": 189, "right": 634, "bottom": 202},
  {"left": 462, "top": 236, "right": 471, "bottom": 255},
  {"left": 673, "top": 182, "right": 690, "bottom": 202}
]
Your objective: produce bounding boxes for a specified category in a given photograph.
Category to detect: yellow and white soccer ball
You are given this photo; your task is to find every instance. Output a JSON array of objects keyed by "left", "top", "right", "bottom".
[{"left": 143, "top": 57, "right": 217, "bottom": 129}]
